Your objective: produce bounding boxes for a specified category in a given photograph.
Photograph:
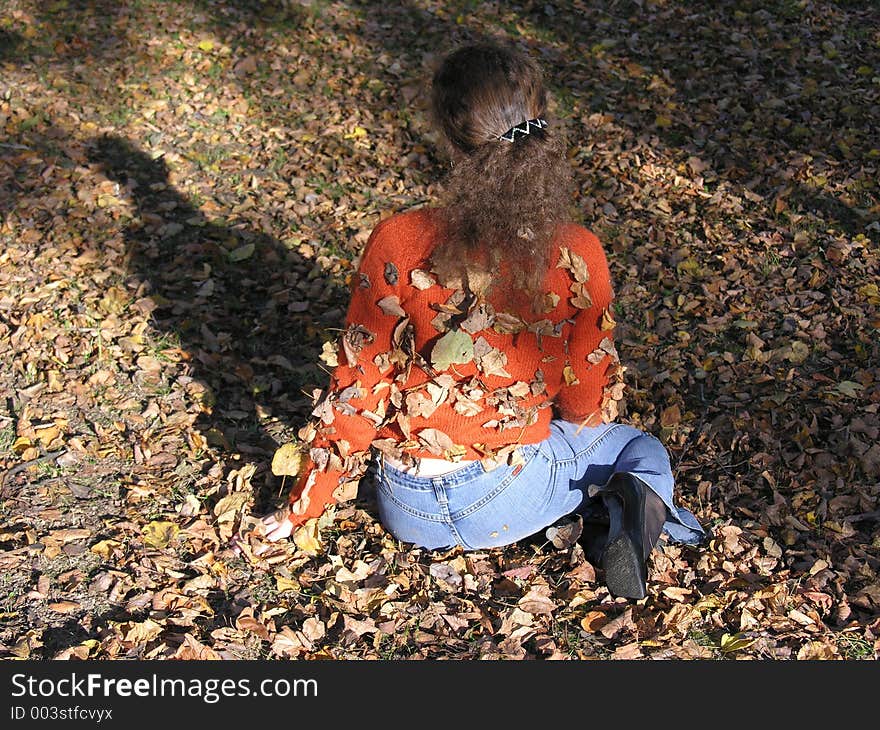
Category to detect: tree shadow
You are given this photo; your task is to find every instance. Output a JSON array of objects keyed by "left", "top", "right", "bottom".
[
  {"left": 0, "top": 28, "right": 23, "bottom": 61},
  {"left": 86, "top": 134, "right": 349, "bottom": 510}
]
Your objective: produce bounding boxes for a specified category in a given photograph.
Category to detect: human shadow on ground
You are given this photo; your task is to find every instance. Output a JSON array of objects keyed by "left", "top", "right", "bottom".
[{"left": 87, "top": 134, "right": 350, "bottom": 511}]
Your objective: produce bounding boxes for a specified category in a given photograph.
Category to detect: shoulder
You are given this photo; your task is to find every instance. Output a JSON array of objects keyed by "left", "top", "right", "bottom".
[
  {"left": 556, "top": 222, "right": 605, "bottom": 260},
  {"left": 360, "top": 207, "right": 442, "bottom": 272},
  {"left": 366, "top": 207, "right": 440, "bottom": 249},
  {"left": 555, "top": 223, "right": 610, "bottom": 274}
]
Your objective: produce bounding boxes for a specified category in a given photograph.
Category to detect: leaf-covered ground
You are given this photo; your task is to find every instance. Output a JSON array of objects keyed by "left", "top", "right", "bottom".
[{"left": 1, "top": 0, "right": 878, "bottom": 661}]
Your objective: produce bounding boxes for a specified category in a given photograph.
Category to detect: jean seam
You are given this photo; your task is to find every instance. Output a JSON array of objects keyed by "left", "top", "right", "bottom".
[
  {"left": 450, "top": 448, "right": 540, "bottom": 520},
  {"left": 376, "top": 481, "right": 446, "bottom": 522}
]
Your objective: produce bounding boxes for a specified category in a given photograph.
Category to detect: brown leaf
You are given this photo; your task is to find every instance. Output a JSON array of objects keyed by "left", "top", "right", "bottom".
[
  {"left": 545, "top": 515, "right": 582, "bottom": 549},
  {"left": 600, "top": 307, "right": 616, "bottom": 330},
  {"left": 580, "top": 610, "right": 609, "bottom": 632},
  {"left": 48, "top": 600, "right": 80, "bottom": 613},
  {"left": 416, "top": 427, "right": 456, "bottom": 457},
  {"left": 557, "top": 246, "right": 589, "bottom": 282},
  {"left": 173, "top": 633, "right": 222, "bottom": 660},
  {"left": 518, "top": 587, "right": 557, "bottom": 615},
  {"left": 599, "top": 607, "right": 635, "bottom": 639},
  {"left": 377, "top": 294, "right": 406, "bottom": 317}
]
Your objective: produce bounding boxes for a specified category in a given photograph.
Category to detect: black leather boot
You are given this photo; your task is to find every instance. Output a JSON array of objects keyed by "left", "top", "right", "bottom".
[{"left": 588, "top": 473, "right": 666, "bottom": 599}]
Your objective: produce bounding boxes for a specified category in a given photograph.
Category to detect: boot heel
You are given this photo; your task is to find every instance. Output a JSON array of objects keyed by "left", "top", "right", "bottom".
[{"left": 589, "top": 474, "right": 650, "bottom": 599}]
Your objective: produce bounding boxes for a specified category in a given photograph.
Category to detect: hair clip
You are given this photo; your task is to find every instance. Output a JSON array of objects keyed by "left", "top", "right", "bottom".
[{"left": 498, "top": 118, "right": 548, "bottom": 143}]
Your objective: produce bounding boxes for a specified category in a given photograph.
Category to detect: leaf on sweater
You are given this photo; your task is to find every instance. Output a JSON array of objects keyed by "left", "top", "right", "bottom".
[
  {"left": 586, "top": 337, "right": 618, "bottom": 365},
  {"left": 417, "top": 427, "right": 456, "bottom": 457},
  {"left": 570, "top": 281, "right": 593, "bottom": 309},
  {"left": 531, "top": 370, "right": 547, "bottom": 396},
  {"left": 483, "top": 351, "right": 513, "bottom": 379},
  {"left": 600, "top": 306, "right": 616, "bottom": 331},
  {"left": 370, "top": 438, "right": 405, "bottom": 460},
  {"left": 543, "top": 292, "right": 561, "bottom": 312},
  {"left": 475, "top": 341, "right": 512, "bottom": 379},
  {"left": 493, "top": 311, "right": 526, "bottom": 334},
  {"left": 460, "top": 303, "right": 495, "bottom": 333},
  {"left": 507, "top": 381, "right": 531, "bottom": 398},
  {"left": 377, "top": 295, "right": 406, "bottom": 317},
  {"left": 410, "top": 269, "right": 435, "bottom": 290},
  {"left": 311, "top": 395, "right": 334, "bottom": 425},
  {"left": 557, "top": 246, "right": 589, "bottom": 283},
  {"left": 405, "top": 390, "right": 439, "bottom": 418},
  {"left": 341, "top": 324, "right": 375, "bottom": 367},
  {"left": 384, "top": 261, "right": 399, "bottom": 285},
  {"left": 389, "top": 317, "right": 416, "bottom": 373},
  {"left": 563, "top": 365, "right": 580, "bottom": 386},
  {"left": 430, "top": 329, "right": 474, "bottom": 371},
  {"left": 373, "top": 351, "right": 391, "bottom": 373},
  {"left": 332, "top": 479, "right": 359, "bottom": 503},
  {"left": 426, "top": 378, "right": 451, "bottom": 406},
  {"left": 453, "top": 397, "right": 483, "bottom": 416},
  {"left": 361, "top": 398, "right": 386, "bottom": 426}
]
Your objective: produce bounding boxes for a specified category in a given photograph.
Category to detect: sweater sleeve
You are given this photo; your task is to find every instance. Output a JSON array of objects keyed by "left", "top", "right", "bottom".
[
  {"left": 553, "top": 231, "right": 627, "bottom": 427},
  {"left": 285, "top": 219, "right": 402, "bottom": 526}
]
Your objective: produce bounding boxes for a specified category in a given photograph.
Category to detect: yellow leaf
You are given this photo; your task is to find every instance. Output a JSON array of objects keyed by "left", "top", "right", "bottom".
[
  {"left": 271, "top": 443, "right": 303, "bottom": 477},
  {"left": 198, "top": 39, "right": 214, "bottom": 52},
  {"left": 293, "top": 518, "right": 322, "bottom": 556},
  {"left": 142, "top": 521, "right": 179, "bottom": 549},
  {"left": 655, "top": 114, "right": 673, "bottom": 128},
  {"left": 276, "top": 576, "right": 300, "bottom": 592},
  {"left": 90, "top": 539, "right": 122, "bottom": 559},
  {"left": 12, "top": 436, "right": 33, "bottom": 455},
  {"left": 720, "top": 632, "right": 755, "bottom": 653},
  {"left": 344, "top": 126, "right": 368, "bottom": 140},
  {"left": 33, "top": 424, "right": 61, "bottom": 446},
  {"left": 563, "top": 365, "right": 580, "bottom": 386},
  {"left": 857, "top": 283, "right": 880, "bottom": 305}
]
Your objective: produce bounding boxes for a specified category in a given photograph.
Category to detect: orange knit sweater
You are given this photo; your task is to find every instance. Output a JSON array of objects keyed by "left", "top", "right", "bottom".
[{"left": 284, "top": 207, "right": 625, "bottom": 526}]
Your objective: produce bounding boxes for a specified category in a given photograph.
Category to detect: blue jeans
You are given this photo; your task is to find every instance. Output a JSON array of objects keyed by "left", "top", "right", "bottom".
[{"left": 375, "top": 421, "right": 706, "bottom": 551}]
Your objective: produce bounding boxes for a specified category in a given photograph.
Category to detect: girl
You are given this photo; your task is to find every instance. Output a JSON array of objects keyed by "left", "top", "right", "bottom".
[{"left": 261, "top": 42, "right": 705, "bottom": 599}]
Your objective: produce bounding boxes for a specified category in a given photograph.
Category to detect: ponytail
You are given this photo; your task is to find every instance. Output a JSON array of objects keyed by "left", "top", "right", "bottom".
[{"left": 429, "top": 42, "right": 575, "bottom": 307}]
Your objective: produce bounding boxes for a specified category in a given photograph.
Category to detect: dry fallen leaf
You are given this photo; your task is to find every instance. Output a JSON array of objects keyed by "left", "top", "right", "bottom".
[
  {"left": 271, "top": 443, "right": 303, "bottom": 477},
  {"left": 142, "top": 521, "right": 179, "bottom": 549}
]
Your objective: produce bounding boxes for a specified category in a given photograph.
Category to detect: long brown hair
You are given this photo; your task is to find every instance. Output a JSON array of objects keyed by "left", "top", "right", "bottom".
[{"left": 429, "top": 42, "right": 574, "bottom": 307}]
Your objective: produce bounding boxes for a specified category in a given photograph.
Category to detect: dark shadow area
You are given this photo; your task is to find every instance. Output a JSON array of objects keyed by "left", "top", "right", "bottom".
[
  {"left": 0, "top": 28, "right": 23, "bottom": 61},
  {"left": 86, "top": 134, "right": 349, "bottom": 509}
]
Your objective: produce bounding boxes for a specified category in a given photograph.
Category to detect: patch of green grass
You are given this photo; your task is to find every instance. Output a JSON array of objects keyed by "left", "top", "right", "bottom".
[
  {"left": 686, "top": 627, "right": 721, "bottom": 657},
  {"left": 836, "top": 632, "right": 874, "bottom": 660},
  {"left": 0, "top": 574, "right": 27, "bottom": 614},
  {"left": 106, "top": 107, "right": 133, "bottom": 127},
  {"left": 0, "top": 420, "right": 15, "bottom": 454}
]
